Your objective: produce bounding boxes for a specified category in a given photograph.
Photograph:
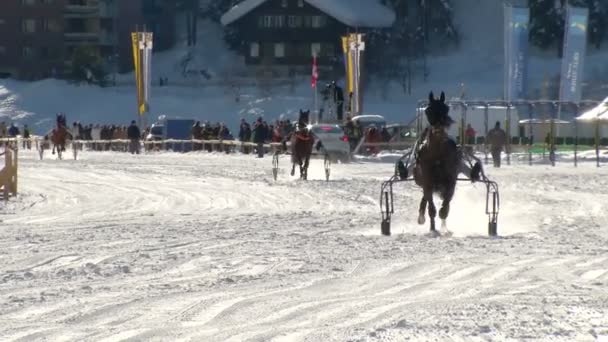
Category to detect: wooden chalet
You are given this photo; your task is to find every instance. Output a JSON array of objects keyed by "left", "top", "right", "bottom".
[{"left": 220, "top": 0, "right": 395, "bottom": 76}]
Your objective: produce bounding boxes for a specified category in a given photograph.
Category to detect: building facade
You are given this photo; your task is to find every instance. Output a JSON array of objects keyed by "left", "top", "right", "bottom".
[
  {"left": 220, "top": 0, "right": 395, "bottom": 77},
  {"left": 0, "top": 0, "right": 67, "bottom": 79},
  {"left": 0, "top": 0, "right": 175, "bottom": 80}
]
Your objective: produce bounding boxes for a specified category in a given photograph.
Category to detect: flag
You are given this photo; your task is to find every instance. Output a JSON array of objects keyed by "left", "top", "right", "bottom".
[
  {"left": 341, "top": 36, "right": 353, "bottom": 94},
  {"left": 131, "top": 32, "right": 144, "bottom": 115},
  {"left": 311, "top": 54, "right": 318, "bottom": 89},
  {"left": 559, "top": 6, "right": 588, "bottom": 107},
  {"left": 504, "top": 5, "right": 530, "bottom": 101}
]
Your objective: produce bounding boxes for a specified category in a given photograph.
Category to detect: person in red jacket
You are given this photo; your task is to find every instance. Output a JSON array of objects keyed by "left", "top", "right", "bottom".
[{"left": 465, "top": 124, "right": 476, "bottom": 145}]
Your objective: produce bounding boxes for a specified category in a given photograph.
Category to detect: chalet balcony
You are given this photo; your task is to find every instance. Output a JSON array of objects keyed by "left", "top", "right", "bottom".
[
  {"left": 99, "top": 2, "right": 117, "bottom": 18},
  {"left": 63, "top": 32, "right": 99, "bottom": 45},
  {"left": 64, "top": 0, "right": 100, "bottom": 18}
]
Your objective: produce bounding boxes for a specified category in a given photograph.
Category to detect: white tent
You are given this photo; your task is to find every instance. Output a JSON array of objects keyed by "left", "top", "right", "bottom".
[{"left": 576, "top": 97, "right": 608, "bottom": 121}]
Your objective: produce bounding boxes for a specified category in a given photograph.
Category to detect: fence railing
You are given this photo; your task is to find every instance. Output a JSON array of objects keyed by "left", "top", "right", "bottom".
[
  {"left": 1, "top": 137, "right": 606, "bottom": 167},
  {"left": 0, "top": 144, "right": 18, "bottom": 201}
]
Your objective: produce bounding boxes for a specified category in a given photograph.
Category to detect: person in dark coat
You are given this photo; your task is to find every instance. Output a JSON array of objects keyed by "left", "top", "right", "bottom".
[
  {"left": 192, "top": 121, "right": 203, "bottom": 150},
  {"left": 252, "top": 117, "right": 267, "bottom": 158},
  {"left": 333, "top": 81, "right": 344, "bottom": 121},
  {"left": 23, "top": 124, "right": 31, "bottom": 149},
  {"left": 238, "top": 119, "right": 252, "bottom": 154},
  {"left": 486, "top": 121, "right": 507, "bottom": 168},
  {"left": 127, "top": 120, "right": 141, "bottom": 154},
  {"left": 8, "top": 123, "right": 19, "bottom": 137}
]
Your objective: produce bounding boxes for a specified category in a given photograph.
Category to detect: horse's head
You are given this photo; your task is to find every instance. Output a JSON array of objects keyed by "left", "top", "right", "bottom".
[
  {"left": 425, "top": 91, "right": 450, "bottom": 123},
  {"left": 298, "top": 109, "right": 311, "bottom": 130}
]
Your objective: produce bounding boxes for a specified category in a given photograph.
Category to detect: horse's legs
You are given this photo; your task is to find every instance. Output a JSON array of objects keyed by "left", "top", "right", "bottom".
[
  {"left": 299, "top": 157, "right": 305, "bottom": 180},
  {"left": 52, "top": 144, "right": 56, "bottom": 155},
  {"left": 439, "top": 183, "right": 455, "bottom": 230},
  {"left": 418, "top": 197, "right": 427, "bottom": 225},
  {"left": 291, "top": 162, "right": 296, "bottom": 176},
  {"left": 425, "top": 188, "right": 437, "bottom": 232},
  {"left": 302, "top": 155, "right": 310, "bottom": 180}
]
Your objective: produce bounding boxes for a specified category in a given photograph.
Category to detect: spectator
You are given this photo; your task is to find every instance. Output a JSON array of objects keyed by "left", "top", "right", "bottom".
[
  {"left": 380, "top": 126, "right": 391, "bottom": 142},
  {"left": 0, "top": 121, "right": 6, "bottom": 138},
  {"left": 486, "top": 121, "right": 507, "bottom": 168},
  {"left": 192, "top": 121, "right": 203, "bottom": 151},
  {"left": 252, "top": 117, "right": 267, "bottom": 158},
  {"left": 465, "top": 124, "right": 476, "bottom": 145},
  {"left": 23, "top": 124, "right": 31, "bottom": 149},
  {"left": 127, "top": 120, "right": 141, "bottom": 154},
  {"left": 8, "top": 123, "right": 19, "bottom": 137},
  {"left": 365, "top": 125, "right": 383, "bottom": 155},
  {"left": 238, "top": 119, "right": 252, "bottom": 154}
]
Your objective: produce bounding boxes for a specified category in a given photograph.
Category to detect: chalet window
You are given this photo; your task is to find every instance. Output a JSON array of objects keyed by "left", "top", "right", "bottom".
[
  {"left": 250, "top": 42, "right": 260, "bottom": 57},
  {"left": 311, "top": 15, "right": 326, "bottom": 28},
  {"left": 0, "top": 46, "right": 6, "bottom": 55},
  {"left": 303, "top": 16, "right": 312, "bottom": 27},
  {"left": 21, "top": 0, "right": 35, "bottom": 5},
  {"left": 281, "top": 0, "right": 288, "bottom": 8},
  {"left": 22, "top": 19, "right": 36, "bottom": 33},
  {"left": 43, "top": 19, "right": 60, "bottom": 32},
  {"left": 39, "top": 46, "right": 50, "bottom": 58},
  {"left": 0, "top": 19, "right": 5, "bottom": 25},
  {"left": 274, "top": 43, "right": 285, "bottom": 58},
  {"left": 323, "top": 43, "right": 335, "bottom": 57},
  {"left": 22, "top": 46, "right": 34, "bottom": 59},
  {"left": 260, "top": 15, "right": 285, "bottom": 28},
  {"left": 288, "top": 16, "right": 302, "bottom": 28},
  {"left": 297, "top": 0, "right": 304, "bottom": 7},
  {"left": 311, "top": 43, "right": 321, "bottom": 57}
]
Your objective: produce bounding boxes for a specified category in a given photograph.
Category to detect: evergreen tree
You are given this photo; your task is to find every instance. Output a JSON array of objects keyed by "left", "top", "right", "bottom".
[
  {"left": 369, "top": 0, "right": 456, "bottom": 85},
  {"left": 68, "top": 46, "right": 108, "bottom": 86},
  {"left": 530, "top": 0, "right": 607, "bottom": 53}
]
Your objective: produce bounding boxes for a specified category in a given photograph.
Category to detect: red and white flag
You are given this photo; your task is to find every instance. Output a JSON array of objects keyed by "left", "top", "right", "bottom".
[{"left": 311, "top": 55, "right": 319, "bottom": 89}]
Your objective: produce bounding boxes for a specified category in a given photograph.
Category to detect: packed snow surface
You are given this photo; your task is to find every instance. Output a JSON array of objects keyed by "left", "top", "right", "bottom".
[{"left": 1, "top": 150, "right": 608, "bottom": 341}]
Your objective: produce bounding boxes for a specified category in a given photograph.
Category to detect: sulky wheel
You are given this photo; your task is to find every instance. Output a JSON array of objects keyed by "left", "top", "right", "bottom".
[
  {"left": 324, "top": 154, "right": 331, "bottom": 182},
  {"left": 272, "top": 153, "right": 279, "bottom": 181}
]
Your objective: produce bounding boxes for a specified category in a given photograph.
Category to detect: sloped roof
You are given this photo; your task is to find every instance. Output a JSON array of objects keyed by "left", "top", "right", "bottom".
[
  {"left": 221, "top": 0, "right": 395, "bottom": 28},
  {"left": 576, "top": 97, "right": 608, "bottom": 121}
]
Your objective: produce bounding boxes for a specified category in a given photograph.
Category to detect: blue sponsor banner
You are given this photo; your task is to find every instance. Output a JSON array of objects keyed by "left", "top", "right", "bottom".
[
  {"left": 559, "top": 6, "right": 589, "bottom": 108},
  {"left": 504, "top": 6, "right": 530, "bottom": 101}
]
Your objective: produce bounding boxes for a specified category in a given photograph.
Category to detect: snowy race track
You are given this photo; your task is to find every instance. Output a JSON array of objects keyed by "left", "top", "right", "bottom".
[{"left": 1, "top": 150, "right": 608, "bottom": 341}]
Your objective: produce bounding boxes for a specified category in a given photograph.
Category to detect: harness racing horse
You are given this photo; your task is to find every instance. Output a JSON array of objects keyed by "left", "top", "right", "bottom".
[
  {"left": 51, "top": 126, "right": 71, "bottom": 159},
  {"left": 283, "top": 110, "right": 314, "bottom": 180},
  {"left": 414, "top": 92, "right": 462, "bottom": 234}
]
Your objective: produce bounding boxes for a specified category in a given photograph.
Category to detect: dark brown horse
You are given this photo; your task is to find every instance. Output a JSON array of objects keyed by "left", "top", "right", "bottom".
[
  {"left": 290, "top": 129, "right": 314, "bottom": 180},
  {"left": 414, "top": 92, "right": 461, "bottom": 233}
]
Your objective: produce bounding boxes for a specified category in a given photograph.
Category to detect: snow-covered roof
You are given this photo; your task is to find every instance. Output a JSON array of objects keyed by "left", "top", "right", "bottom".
[
  {"left": 351, "top": 114, "right": 386, "bottom": 122},
  {"left": 576, "top": 97, "right": 608, "bottom": 121},
  {"left": 221, "top": 0, "right": 395, "bottom": 28},
  {"left": 518, "top": 119, "right": 572, "bottom": 125}
]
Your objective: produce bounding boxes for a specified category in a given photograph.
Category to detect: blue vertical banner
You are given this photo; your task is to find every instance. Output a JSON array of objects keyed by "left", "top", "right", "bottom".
[
  {"left": 559, "top": 6, "right": 589, "bottom": 107},
  {"left": 504, "top": 5, "right": 530, "bottom": 102}
]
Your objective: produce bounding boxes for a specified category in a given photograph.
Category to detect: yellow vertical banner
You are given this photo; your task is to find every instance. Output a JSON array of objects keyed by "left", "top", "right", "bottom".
[
  {"left": 131, "top": 32, "right": 144, "bottom": 115},
  {"left": 341, "top": 36, "right": 352, "bottom": 94}
]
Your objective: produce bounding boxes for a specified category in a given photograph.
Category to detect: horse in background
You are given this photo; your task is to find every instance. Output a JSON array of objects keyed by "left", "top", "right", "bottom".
[
  {"left": 284, "top": 110, "right": 314, "bottom": 180},
  {"left": 49, "top": 126, "right": 71, "bottom": 159}
]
